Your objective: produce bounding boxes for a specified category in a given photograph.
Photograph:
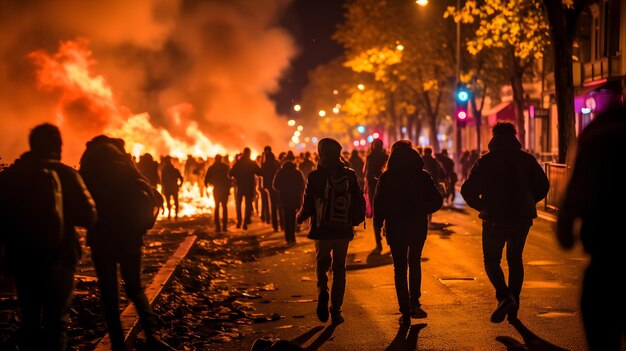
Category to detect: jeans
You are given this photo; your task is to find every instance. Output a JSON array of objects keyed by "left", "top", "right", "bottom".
[
  {"left": 213, "top": 195, "right": 228, "bottom": 231},
  {"left": 14, "top": 263, "right": 75, "bottom": 351},
  {"left": 390, "top": 241, "right": 426, "bottom": 314},
  {"left": 482, "top": 220, "right": 532, "bottom": 303},
  {"left": 164, "top": 192, "right": 179, "bottom": 219},
  {"left": 315, "top": 239, "right": 350, "bottom": 311},
  {"left": 282, "top": 206, "right": 298, "bottom": 243},
  {"left": 235, "top": 191, "right": 254, "bottom": 226},
  {"left": 91, "top": 247, "right": 157, "bottom": 351},
  {"left": 367, "top": 179, "right": 382, "bottom": 245}
]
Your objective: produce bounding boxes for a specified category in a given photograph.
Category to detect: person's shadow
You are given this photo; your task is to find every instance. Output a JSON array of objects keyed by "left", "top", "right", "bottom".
[
  {"left": 385, "top": 323, "right": 427, "bottom": 351},
  {"left": 496, "top": 318, "right": 569, "bottom": 351},
  {"left": 304, "top": 324, "right": 340, "bottom": 351}
]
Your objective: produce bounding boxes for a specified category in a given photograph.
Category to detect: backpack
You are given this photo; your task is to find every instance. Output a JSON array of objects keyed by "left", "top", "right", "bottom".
[
  {"left": 3, "top": 163, "right": 65, "bottom": 252},
  {"left": 123, "top": 177, "right": 162, "bottom": 231},
  {"left": 315, "top": 168, "right": 365, "bottom": 230}
]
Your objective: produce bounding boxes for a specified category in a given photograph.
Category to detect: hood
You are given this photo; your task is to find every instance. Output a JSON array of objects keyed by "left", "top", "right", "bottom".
[
  {"left": 317, "top": 138, "right": 343, "bottom": 168},
  {"left": 386, "top": 147, "right": 423, "bottom": 172},
  {"left": 488, "top": 133, "right": 522, "bottom": 152}
]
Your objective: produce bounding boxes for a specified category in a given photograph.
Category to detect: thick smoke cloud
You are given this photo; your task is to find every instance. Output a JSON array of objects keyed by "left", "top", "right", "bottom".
[{"left": 0, "top": 0, "right": 295, "bottom": 165}]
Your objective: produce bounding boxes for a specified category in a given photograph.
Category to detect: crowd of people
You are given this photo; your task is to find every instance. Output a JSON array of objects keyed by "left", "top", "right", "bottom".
[{"left": 1, "top": 108, "right": 622, "bottom": 351}]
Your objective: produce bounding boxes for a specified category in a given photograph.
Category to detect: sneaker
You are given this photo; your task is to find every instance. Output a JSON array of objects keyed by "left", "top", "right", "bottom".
[
  {"left": 399, "top": 313, "right": 411, "bottom": 326},
  {"left": 491, "top": 295, "right": 517, "bottom": 323},
  {"left": 410, "top": 306, "right": 427, "bottom": 319},
  {"left": 316, "top": 292, "right": 329, "bottom": 322},
  {"left": 330, "top": 309, "right": 344, "bottom": 325}
]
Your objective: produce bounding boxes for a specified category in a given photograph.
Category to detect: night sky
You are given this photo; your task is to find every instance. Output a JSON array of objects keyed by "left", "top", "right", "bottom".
[{"left": 271, "top": 0, "right": 347, "bottom": 116}]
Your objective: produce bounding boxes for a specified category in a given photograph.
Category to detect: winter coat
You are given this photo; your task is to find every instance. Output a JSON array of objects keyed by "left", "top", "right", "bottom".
[
  {"left": 229, "top": 158, "right": 261, "bottom": 195},
  {"left": 273, "top": 162, "right": 305, "bottom": 209},
  {"left": 461, "top": 134, "right": 549, "bottom": 223},
  {"left": 298, "top": 163, "right": 363, "bottom": 240},
  {"left": 161, "top": 164, "right": 183, "bottom": 195},
  {"left": 261, "top": 154, "right": 280, "bottom": 190},
  {"left": 373, "top": 154, "right": 443, "bottom": 246},
  {"left": 364, "top": 150, "right": 388, "bottom": 184},
  {"left": 0, "top": 151, "right": 96, "bottom": 270},
  {"left": 204, "top": 161, "right": 231, "bottom": 201}
]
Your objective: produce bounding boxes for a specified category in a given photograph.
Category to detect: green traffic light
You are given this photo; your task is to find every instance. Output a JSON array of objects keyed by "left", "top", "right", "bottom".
[{"left": 457, "top": 90, "right": 469, "bottom": 102}]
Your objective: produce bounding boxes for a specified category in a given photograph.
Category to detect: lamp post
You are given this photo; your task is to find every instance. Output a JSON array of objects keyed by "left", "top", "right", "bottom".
[{"left": 454, "top": 0, "right": 462, "bottom": 170}]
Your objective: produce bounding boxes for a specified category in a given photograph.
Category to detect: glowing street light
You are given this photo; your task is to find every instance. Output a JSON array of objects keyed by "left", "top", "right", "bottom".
[
  {"left": 293, "top": 104, "right": 302, "bottom": 112},
  {"left": 297, "top": 125, "right": 304, "bottom": 131},
  {"left": 333, "top": 89, "right": 339, "bottom": 95},
  {"left": 372, "top": 132, "right": 380, "bottom": 139},
  {"left": 396, "top": 44, "right": 404, "bottom": 51},
  {"left": 416, "top": 0, "right": 428, "bottom": 6},
  {"left": 357, "top": 84, "right": 365, "bottom": 91},
  {"left": 333, "top": 107, "right": 340, "bottom": 114},
  {"left": 287, "top": 119, "right": 296, "bottom": 127},
  {"left": 318, "top": 110, "right": 326, "bottom": 117}
]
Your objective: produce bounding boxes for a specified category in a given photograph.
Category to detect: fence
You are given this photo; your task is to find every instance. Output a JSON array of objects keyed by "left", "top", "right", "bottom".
[{"left": 543, "top": 162, "right": 570, "bottom": 212}]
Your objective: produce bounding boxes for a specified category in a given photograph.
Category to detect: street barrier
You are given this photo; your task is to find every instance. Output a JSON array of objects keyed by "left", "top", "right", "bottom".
[{"left": 544, "top": 162, "right": 571, "bottom": 212}]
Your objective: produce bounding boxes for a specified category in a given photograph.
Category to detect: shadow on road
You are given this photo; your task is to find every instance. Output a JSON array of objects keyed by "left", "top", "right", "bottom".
[
  {"left": 496, "top": 318, "right": 569, "bottom": 351},
  {"left": 304, "top": 324, "right": 340, "bottom": 351},
  {"left": 346, "top": 251, "right": 393, "bottom": 271},
  {"left": 384, "top": 323, "right": 427, "bottom": 351}
]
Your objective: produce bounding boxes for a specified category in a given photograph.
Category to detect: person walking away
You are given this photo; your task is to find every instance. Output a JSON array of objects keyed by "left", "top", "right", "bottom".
[
  {"left": 204, "top": 154, "right": 231, "bottom": 233},
  {"left": 364, "top": 139, "right": 389, "bottom": 254},
  {"left": 0, "top": 123, "right": 96, "bottom": 351},
  {"left": 230, "top": 147, "right": 261, "bottom": 230},
  {"left": 461, "top": 122, "right": 549, "bottom": 324},
  {"left": 422, "top": 146, "right": 446, "bottom": 228},
  {"left": 557, "top": 103, "right": 626, "bottom": 351},
  {"left": 161, "top": 156, "right": 183, "bottom": 220},
  {"left": 261, "top": 146, "right": 281, "bottom": 232},
  {"left": 79, "top": 135, "right": 171, "bottom": 351},
  {"left": 373, "top": 140, "right": 443, "bottom": 326},
  {"left": 137, "top": 153, "right": 160, "bottom": 187},
  {"left": 436, "top": 149, "right": 457, "bottom": 206},
  {"left": 273, "top": 159, "right": 305, "bottom": 244},
  {"left": 298, "top": 151, "right": 316, "bottom": 179},
  {"left": 349, "top": 149, "right": 365, "bottom": 191},
  {"left": 297, "top": 138, "right": 365, "bottom": 325}
]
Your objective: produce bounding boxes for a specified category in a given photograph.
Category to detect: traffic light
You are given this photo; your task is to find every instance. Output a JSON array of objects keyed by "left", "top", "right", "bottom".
[{"left": 455, "top": 83, "right": 469, "bottom": 123}]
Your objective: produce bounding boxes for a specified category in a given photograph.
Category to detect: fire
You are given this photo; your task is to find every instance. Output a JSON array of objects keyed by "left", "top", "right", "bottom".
[{"left": 29, "top": 38, "right": 237, "bottom": 217}]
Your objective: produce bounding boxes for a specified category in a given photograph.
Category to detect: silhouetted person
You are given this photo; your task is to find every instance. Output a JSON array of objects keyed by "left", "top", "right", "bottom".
[
  {"left": 273, "top": 160, "right": 305, "bottom": 244},
  {"left": 436, "top": 149, "right": 457, "bottom": 206},
  {"left": 161, "top": 156, "right": 184, "bottom": 220},
  {"left": 461, "top": 122, "right": 549, "bottom": 324},
  {"left": 460, "top": 150, "right": 470, "bottom": 181},
  {"left": 297, "top": 138, "right": 365, "bottom": 325},
  {"left": 298, "top": 151, "right": 316, "bottom": 179},
  {"left": 348, "top": 149, "right": 365, "bottom": 191},
  {"left": 364, "top": 138, "right": 389, "bottom": 253},
  {"left": 79, "top": 135, "right": 171, "bottom": 351},
  {"left": 204, "top": 154, "right": 231, "bottom": 233},
  {"left": 373, "top": 140, "right": 443, "bottom": 326},
  {"left": 0, "top": 123, "right": 96, "bottom": 351},
  {"left": 230, "top": 147, "right": 261, "bottom": 230},
  {"left": 557, "top": 103, "right": 626, "bottom": 351},
  {"left": 261, "top": 146, "right": 281, "bottom": 231},
  {"left": 137, "top": 153, "right": 160, "bottom": 187}
]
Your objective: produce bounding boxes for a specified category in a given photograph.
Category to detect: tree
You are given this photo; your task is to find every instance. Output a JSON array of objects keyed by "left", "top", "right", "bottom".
[
  {"left": 445, "top": 0, "right": 550, "bottom": 149},
  {"left": 542, "top": 0, "right": 590, "bottom": 163}
]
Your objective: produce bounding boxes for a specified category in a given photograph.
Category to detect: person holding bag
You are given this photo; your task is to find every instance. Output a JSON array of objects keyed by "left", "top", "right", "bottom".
[{"left": 373, "top": 140, "right": 443, "bottom": 326}]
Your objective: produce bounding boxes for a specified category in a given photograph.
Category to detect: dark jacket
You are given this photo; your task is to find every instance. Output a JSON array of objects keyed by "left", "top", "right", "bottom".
[
  {"left": 79, "top": 136, "right": 151, "bottom": 252},
  {"left": 273, "top": 161, "right": 305, "bottom": 209},
  {"left": 0, "top": 152, "right": 96, "bottom": 270},
  {"left": 137, "top": 156, "right": 160, "bottom": 187},
  {"left": 461, "top": 134, "right": 549, "bottom": 223},
  {"left": 161, "top": 164, "right": 183, "bottom": 195},
  {"left": 229, "top": 157, "right": 261, "bottom": 195},
  {"left": 204, "top": 161, "right": 231, "bottom": 201},
  {"left": 364, "top": 150, "right": 388, "bottom": 184},
  {"left": 261, "top": 153, "right": 280, "bottom": 190},
  {"left": 298, "top": 163, "right": 363, "bottom": 240},
  {"left": 373, "top": 150, "right": 442, "bottom": 245}
]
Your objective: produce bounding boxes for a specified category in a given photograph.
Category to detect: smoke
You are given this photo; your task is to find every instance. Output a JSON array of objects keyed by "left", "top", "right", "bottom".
[{"left": 0, "top": 0, "right": 295, "bottom": 165}]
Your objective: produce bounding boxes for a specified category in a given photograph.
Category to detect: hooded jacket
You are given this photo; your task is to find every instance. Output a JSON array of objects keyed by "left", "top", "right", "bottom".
[
  {"left": 373, "top": 147, "right": 442, "bottom": 245},
  {"left": 461, "top": 133, "right": 549, "bottom": 223},
  {"left": 272, "top": 161, "right": 305, "bottom": 209}
]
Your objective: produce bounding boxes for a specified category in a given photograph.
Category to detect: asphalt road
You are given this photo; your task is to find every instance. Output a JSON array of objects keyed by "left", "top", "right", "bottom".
[{"left": 212, "top": 198, "right": 590, "bottom": 351}]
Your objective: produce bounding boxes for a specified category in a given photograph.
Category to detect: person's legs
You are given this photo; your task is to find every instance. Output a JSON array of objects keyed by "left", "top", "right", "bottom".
[
  {"left": 482, "top": 221, "right": 510, "bottom": 301},
  {"left": 14, "top": 269, "right": 43, "bottom": 351},
  {"left": 165, "top": 193, "right": 173, "bottom": 219},
  {"left": 260, "top": 188, "right": 270, "bottom": 223},
  {"left": 283, "top": 207, "right": 297, "bottom": 243},
  {"left": 389, "top": 243, "right": 410, "bottom": 315},
  {"left": 41, "top": 263, "right": 75, "bottom": 351},
  {"left": 329, "top": 239, "right": 350, "bottom": 316},
  {"left": 505, "top": 220, "right": 531, "bottom": 315},
  {"left": 91, "top": 248, "right": 125, "bottom": 350},
  {"left": 235, "top": 192, "right": 243, "bottom": 228},
  {"left": 315, "top": 240, "right": 332, "bottom": 322},
  {"left": 408, "top": 240, "right": 426, "bottom": 310},
  {"left": 368, "top": 180, "right": 382, "bottom": 251},
  {"left": 118, "top": 251, "right": 158, "bottom": 338},
  {"left": 243, "top": 193, "right": 253, "bottom": 229},
  {"left": 173, "top": 192, "right": 180, "bottom": 219},
  {"left": 213, "top": 192, "right": 221, "bottom": 232},
  {"left": 270, "top": 190, "right": 279, "bottom": 231},
  {"left": 220, "top": 199, "right": 229, "bottom": 230}
]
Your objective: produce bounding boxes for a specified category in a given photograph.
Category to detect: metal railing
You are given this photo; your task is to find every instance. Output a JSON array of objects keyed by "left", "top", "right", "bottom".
[{"left": 543, "top": 162, "right": 571, "bottom": 212}]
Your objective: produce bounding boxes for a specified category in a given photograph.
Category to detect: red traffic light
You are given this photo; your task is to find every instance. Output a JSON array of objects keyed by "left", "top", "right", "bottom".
[{"left": 456, "top": 110, "right": 467, "bottom": 120}]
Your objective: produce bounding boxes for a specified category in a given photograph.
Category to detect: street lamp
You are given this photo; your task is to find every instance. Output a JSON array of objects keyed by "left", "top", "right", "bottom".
[{"left": 415, "top": 0, "right": 428, "bottom": 6}]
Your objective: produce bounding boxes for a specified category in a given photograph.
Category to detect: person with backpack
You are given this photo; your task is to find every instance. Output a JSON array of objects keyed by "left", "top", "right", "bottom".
[
  {"left": 373, "top": 140, "right": 443, "bottom": 326},
  {"left": 273, "top": 159, "right": 305, "bottom": 244},
  {"left": 0, "top": 123, "right": 96, "bottom": 351},
  {"left": 364, "top": 139, "right": 388, "bottom": 254},
  {"left": 461, "top": 122, "right": 549, "bottom": 324},
  {"left": 204, "top": 154, "right": 231, "bottom": 233},
  {"left": 297, "top": 138, "right": 365, "bottom": 325},
  {"left": 79, "top": 135, "right": 172, "bottom": 351}
]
